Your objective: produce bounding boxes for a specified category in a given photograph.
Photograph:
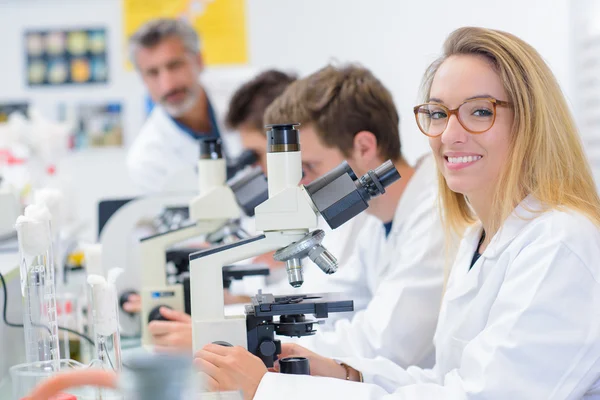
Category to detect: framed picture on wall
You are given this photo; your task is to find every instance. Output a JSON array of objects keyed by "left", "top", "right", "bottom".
[{"left": 25, "top": 28, "right": 108, "bottom": 86}]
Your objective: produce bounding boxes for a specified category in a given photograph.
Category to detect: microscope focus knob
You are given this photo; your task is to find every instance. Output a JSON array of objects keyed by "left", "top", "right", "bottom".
[
  {"left": 148, "top": 305, "right": 171, "bottom": 324},
  {"left": 259, "top": 340, "right": 280, "bottom": 358}
]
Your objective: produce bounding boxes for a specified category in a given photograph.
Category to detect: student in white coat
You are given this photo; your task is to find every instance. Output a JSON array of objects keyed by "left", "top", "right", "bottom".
[
  {"left": 144, "top": 68, "right": 371, "bottom": 348},
  {"left": 193, "top": 63, "right": 446, "bottom": 373},
  {"left": 221, "top": 69, "right": 372, "bottom": 313},
  {"left": 223, "top": 69, "right": 297, "bottom": 176},
  {"left": 126, "top": 18, "right": 234, "bottom": 194},
  {"left": 260, "top": 64, "right": 445, "bottom": 346},
  {"left": 221, "top": 69, "right": 300, "bottom": 293},
  {"left": 149, "top": 66, "right": 446, "bottom": 366},
  {"left": 195, "top": 27, "right": 600, "bottom": 400}
]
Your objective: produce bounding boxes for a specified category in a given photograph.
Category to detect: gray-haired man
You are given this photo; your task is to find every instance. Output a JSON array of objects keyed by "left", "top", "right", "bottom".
[{"left": 127, "top": 18, "right": 232, "bottom": 193}]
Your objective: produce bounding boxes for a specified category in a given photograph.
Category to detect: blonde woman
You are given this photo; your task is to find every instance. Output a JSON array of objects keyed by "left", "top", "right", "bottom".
[{"left": 195, "top": 27, "right": 600, "bottom": 399}]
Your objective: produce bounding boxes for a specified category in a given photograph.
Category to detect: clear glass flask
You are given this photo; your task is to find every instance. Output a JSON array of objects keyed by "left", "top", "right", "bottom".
[{"left": 16, "top": 204, "right": 60, "bottom": 369}]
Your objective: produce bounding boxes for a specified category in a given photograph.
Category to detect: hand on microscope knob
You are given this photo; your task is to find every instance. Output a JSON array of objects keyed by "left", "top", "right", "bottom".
[
  {"left": 277, "top": 343, "right": 351, "bottom": 380},
  {"left": 195, "top": 343, "right": 267, "bottom": 400},
  {"left": 122, "top": 293, "right": 141, "bottom": 313},
  {"left": 148, "top": 307, "right": 193, "bottom": 351}
]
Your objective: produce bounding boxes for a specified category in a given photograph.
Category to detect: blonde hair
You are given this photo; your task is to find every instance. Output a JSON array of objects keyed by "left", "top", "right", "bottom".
[{"left": 421, "top": 27, "right": 600, "bottom": 238}]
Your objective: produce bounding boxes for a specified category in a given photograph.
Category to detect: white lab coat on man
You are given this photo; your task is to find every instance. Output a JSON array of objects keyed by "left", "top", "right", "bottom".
[
  {"left": 126, "top": 68, "right": 260, "bottom": 194},
  {"left": 127, "top": 102, "right": 240, "bottom": 194},
  {"left": 254, "top": 196, "right": 600, "bottom": 400},
  {"left": 283, "top": 155, "right": 444, "bottom": 366}
]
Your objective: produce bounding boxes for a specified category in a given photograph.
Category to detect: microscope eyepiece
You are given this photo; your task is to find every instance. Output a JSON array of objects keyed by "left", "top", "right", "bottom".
[
  {"left": 304, "top": 160, "right": 401, "bottom": 229},
  {"left": 199, "top": 137, "right": 223, "bottom": 160},
  {"left": 374, "top": 160, "right": 401, "bottom": 188},
  {"left": 358, "top": 160, "right": 401, "bottom": 199},
  {"left": 265, "top": 123, "right": 301, "bottom": 153}
]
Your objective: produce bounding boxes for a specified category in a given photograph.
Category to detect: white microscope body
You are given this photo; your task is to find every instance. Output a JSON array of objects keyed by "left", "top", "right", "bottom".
[
  {"left": 139, "top": 150, "right": 242, "bottom": 346},
  {"left": 188, "top": 124, "right": 401, "bottom": 357},
  {"left": 100, "top": 144, "right": 264, "bottom": 338},
  {"left": 189, "top": 159, "right": 317, "bottom": 351},
  {"left": 99, "top": 193, "right": 193, "bottom": 335}
]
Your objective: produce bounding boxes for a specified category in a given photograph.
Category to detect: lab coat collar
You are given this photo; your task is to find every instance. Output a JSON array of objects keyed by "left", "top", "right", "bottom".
[
  {"left": 482, "top": 195, "right": 544, "bottom": 259},
  {"left": 389, "top": 195, "right": 405, "bottom": 237},
  {"left": 389, "top": 155, "right": 437, "bottom": 237},
  {"left": 457, "top": 195, "right": 543, "bottom": 265},
  {"left": 441, "top": 195, "right": 546, "bottom": 309}
]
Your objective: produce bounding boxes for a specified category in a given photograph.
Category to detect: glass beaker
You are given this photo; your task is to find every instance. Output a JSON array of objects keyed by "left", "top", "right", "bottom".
[
  {"left": 9, "top": 359, "right": 84, "bottom": 399},
  {"left": 10, "top": 358, "right": 122, "bottom": 400}
]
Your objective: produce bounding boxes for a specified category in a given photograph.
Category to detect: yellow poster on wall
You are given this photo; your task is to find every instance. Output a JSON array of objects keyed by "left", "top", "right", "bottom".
[{"left": 123, "top": 0, "right": 248, "bottom": 68}]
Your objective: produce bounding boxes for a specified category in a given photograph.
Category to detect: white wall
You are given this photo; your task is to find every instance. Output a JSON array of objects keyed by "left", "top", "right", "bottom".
[
  {"left": 0, "top": 0, "right": 572, "bottom": 238},
  {"left": 0, "top": 0, "right": 147, "bottom": 240},
  {"left": 570, "top": 0, "right": 600, "bottom": 186},
  {"left": 247, "top": 0, "right": 573, "bottom": 164}
]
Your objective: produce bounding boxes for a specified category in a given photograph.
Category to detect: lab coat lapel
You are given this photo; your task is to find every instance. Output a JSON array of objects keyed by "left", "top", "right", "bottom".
[
  {"left": 441, "top": 223, "right": 484, "bottom": 304},
  {"left": 374, "top": 192, "right": 407, "bottom": 284},
  {"left": 154, "top": 107, "right": 195, "bottom": 154},
  {"left": 441, "top": 196, "right": 545, "bottom": 322},
  {"left": 483, "top": 195, "right": 544, "bottom": 259},
  {"left": 376, "top": 155, "right": 435, "bottom": 279}
]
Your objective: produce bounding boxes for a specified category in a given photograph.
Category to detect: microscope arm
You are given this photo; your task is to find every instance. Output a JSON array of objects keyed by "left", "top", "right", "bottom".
[
  {"left": 189, "top": 231, "right": 306, "bottom": 353},
  {"left": 100, "top": 194, "right": 194, "bottom": 270},
  {"left": 138, "top": 219, "right": 229, "bottom": 346},
  {"left": 139, "top": 219, "right": 227, "bottom": 288}
]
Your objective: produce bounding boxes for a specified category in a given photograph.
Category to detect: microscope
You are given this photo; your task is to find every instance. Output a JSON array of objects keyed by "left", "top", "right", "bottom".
[
  {"left": 138, "top": 138, "right": 269, "bottom": 346},
  {"left": 188, "top": 123, "right": 400, "bottom": 367},
  {"left": 99, "top": 148, "right": 258, "bottom": 336}
]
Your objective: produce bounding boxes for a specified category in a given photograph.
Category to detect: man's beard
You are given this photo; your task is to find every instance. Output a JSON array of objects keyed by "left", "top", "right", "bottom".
[{"left": 160, "top": 87, "right": 199, "bottom": 118}]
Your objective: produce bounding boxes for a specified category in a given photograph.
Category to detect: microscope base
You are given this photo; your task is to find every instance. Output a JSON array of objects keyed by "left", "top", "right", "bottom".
[
  {"left": 193, "top": 316, "right": 248, "bottom": 351},
  {"left": 141, "top": 284, "right": 185, "bottom": 346}
]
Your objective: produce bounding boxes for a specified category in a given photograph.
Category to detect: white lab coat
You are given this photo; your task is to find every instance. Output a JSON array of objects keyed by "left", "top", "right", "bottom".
[
  {"left": 127, "top": 70, "right": 258, "bottom": 194},
  {"left": 279, "top": 155, "right": 445, "bottom": 365},
  {"left": 254, "top": 196, "right": 600, "bottom": 400},
  {"left": 127, "top": 102, "right": 241, "bottom": 194}
]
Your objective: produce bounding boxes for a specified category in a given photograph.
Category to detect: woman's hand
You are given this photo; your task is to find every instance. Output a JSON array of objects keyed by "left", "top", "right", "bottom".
[
  {"left": 277, "top": 343, "right": 349, "bottom": 379},
  {"left": 195, "top": 344, "right": 267, "bottom": 400}
]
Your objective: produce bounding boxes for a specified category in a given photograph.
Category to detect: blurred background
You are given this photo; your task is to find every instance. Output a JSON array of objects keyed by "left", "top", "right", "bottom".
[{"left": 0, "top": 0, "right": 597, "bottom": 241}]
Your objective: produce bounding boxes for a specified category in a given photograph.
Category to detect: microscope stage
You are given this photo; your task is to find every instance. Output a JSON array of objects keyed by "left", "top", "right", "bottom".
[{"left": 245, "top": 292, "right": 354, "bottom": 318}]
